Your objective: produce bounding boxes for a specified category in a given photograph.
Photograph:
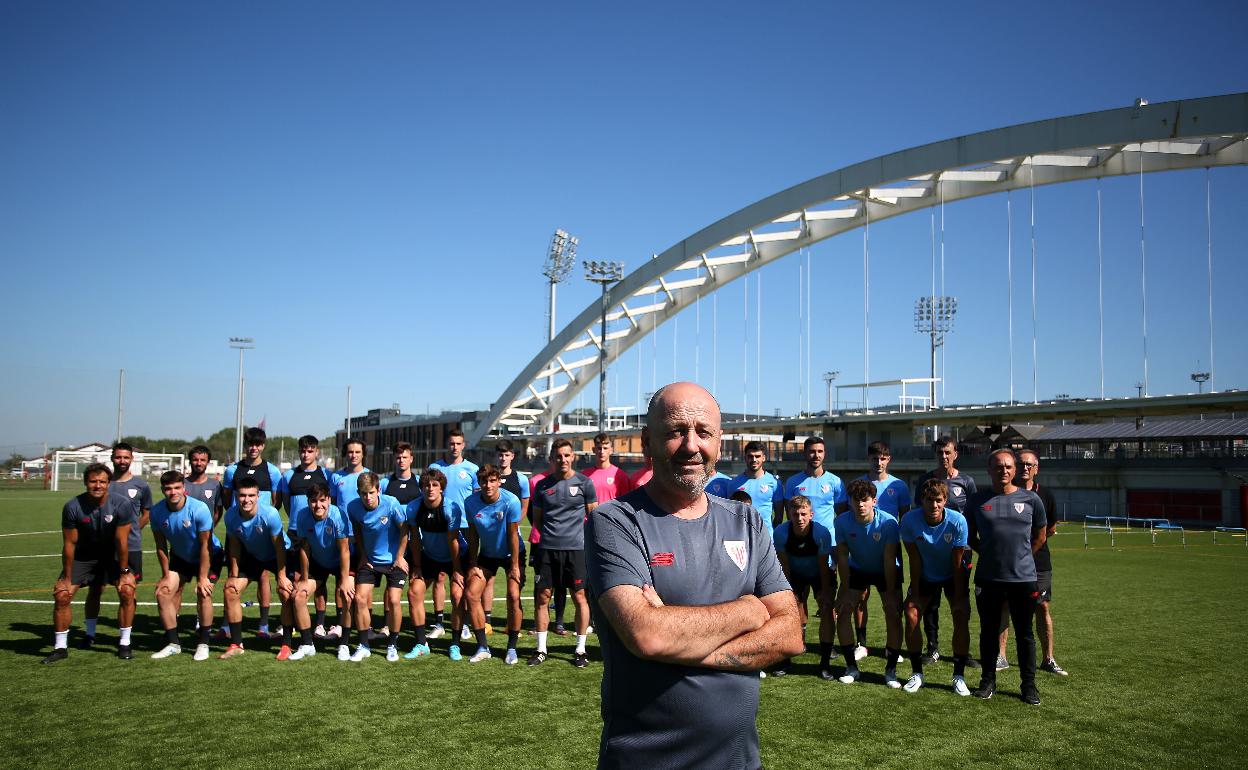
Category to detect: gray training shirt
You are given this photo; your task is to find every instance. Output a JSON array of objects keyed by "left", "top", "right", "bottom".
[
  {"left": 586, "top": 488, "right": 791, "bottom": 770},
  {"left": 110, "top": 476, "right": 152, "bottom": 556},
  {"left": 967, "top": 488, "right": 1047, "bottom": 583},
  {"left": 533, "top": 471, "right": 597, "bottom": 550}
]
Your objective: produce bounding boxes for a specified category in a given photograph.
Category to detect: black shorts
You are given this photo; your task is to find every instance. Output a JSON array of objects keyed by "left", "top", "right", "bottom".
[
  {"left": 357, "top": 562, "right": 407, "bottom": 589},
  {"left": 536, "top": 548, "right": 585, "bottom": 593},
  {"left": 308, "top": 559, "right": 343, "bottom": 585},
  {"left": 237, "top": 550, "right": 279, "bottom": 583},
  {"left": 848, "top": 567, "right": 894, "bottom": 593},
  {"left": 169, "top": 549, "right": 224, "bottom": 583},
  {"left": 914, "top": 575, "right": 967, "bottom": 604},
  {"left": 418, "top": 557, "right": 461, "bottom": 585},
  {"left": 527, "top": 542, "right": 541, "bottom": 568},
  {"left": 478, "top": 553, "right": 525, "bottom": 588},
  {"left": 127, "top": 550, "right": 143, "bottom": 582},
  {"left": 71, "top": 559, "right": 124, "bottom": 588},
  {"left": 1035, "top": 570, "right": 1053, "bottom": 602}
]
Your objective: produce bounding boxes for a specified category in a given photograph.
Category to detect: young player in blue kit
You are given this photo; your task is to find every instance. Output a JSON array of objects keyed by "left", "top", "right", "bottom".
[
  {"left": 771, "top": 495, "right": 836, "bottom": 678},
  {"left": 724, "top": 441, "right": 783, "bottom": 533},
  {"left": 900, "top": 479, "right": 971, "bottom": 695},
  {"left": 278, "top": 435, "right": 336, "bottom": 644},
  {"left": 781, "top": 436, "right": 848, "bottom": 530},
  {"left": 852, "top": 441, "right": 912, "bottom": 660},
  {"left": 403, "top": 468, "right": 467, "bottom": 658},
  {"left": 428, "top": 430, "right": 478, "bottom": 643},
  {"left": 347, "top": 472, "right": 409, "bottom": 662},
  {"left": 151, "top": 471, "right": 224, "bottom": 661},
  {"left": 464, "top": 465, "right": 524, "bottom": 664},
  {"left": 220, "top": 475, "right": 292, "bottom": 659},
  {"left": 834, "top": 479, "right": 902, "bottom": 687},
  {"left": 292, "top": 480, "right": 354, "bottom": 661},
  {"left": 222, "top": 428, "right": 284, "bottom": 638}
]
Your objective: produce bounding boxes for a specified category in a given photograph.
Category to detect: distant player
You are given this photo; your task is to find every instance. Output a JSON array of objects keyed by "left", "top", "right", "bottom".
[
  {"left": 781, "top": 436, "right": 848, "bottom": 530},
  {"left": 100, "top": 442, "right": 149, "bottom": 649},
  {"left": 585, "top": 433, "right": 634, "bottom": 503},
  {"left": 293, "top": 480, "right": 354, "bottom": 661},
  {"left": 184, "top": 445, "right": 225, "bottom": 526},
  {"left": 403, "top": 468, "right": 466, "bottom": 659},
  {"left": 724, "top": 441, "right": 783, "bottom": 533},
  {"left": 380, "top": 441, "right": 421, "bottom": 505},
  {"left": 529, "top": 439, "right": 598, "bottom": 668},
  {"left": 222, "top": 427, "right": 284, "bottom": 637},
  {"left": 150, "top": 470, "right": 224, "bottom": 661},
  {"left": 772, "top": 495, "right": 836, "bottom": 678},
  {"left": 629, "top": 456, "right": 653, "bottom": 487},
  {"left": 331, "top": 438, "right": 370, "bottom": 515},
  {"left": 42, "top": 463, "right": 136, "bottom": 663},
  {"left": 428, "top": 430, "right": 479, "bottom": 644},
  {"left": 219, "top": 475, "right": 293, "bottom": 659},
  {"left": 494, "top": 439, "right": 530, "bottom": 628},
  {"left": 834, "top": 479, "right": 902, "bottom": 687},
  {"left": 278, "top": 435, "right": 337, "bottom": 639},
  {"left": 463, "top": 465, "right": 524, "bottom": 664},
  {"left": 899, "top": 479, "right": 971, "bottom": 695},
  {"left": 347, "top": 472, "right": 408, "bottom": 662},
  {"left": 528, "top": 458, "right": 570, "bottom": 634}
]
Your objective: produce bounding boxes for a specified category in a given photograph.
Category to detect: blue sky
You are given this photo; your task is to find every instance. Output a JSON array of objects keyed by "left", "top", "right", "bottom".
[{"left": 1, "top": 1, "right": 1245, "bottom": 453}]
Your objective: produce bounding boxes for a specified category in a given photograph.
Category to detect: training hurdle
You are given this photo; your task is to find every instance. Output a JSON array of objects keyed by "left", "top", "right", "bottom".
[
  {"left": 1148, "top": 519, "right": 1187, "bottom": 547},
  {"left": 1084, "top": 516, "right": 1115, "bottom": 549},
  {"left": 1213, "top": 527, "right": 1248, "bottom": 547}
]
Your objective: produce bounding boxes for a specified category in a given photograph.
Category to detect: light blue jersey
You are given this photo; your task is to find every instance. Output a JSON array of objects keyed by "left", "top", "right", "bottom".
[
  {"left": 725, "top": 472, "right": 783, "bottom": 534},
  {"left": 704, "top": 472, "right": 733, "bottom": 498},
  {"left": 859, "top": 473, "right": 912, "bottom": 517},
  {"left": 224, "top": 503, "right": 289, "bottom": 562},
  {"left": 834, "top": 509, "right": 900, "bottom": 573},
  {"left": 331, "top": 467, "right": 371, "bottom": 518},
  {"left": 900, "top": 509, "right": 968, "bottom": 582},
  {"left": 409, "top": 497, "right": 465, "bottom": 564},
  {"left": 465, "top": 489, "right": 523, "bottom": 559},
  {"left": 223, "top": 461, "right": 282, "bottom": 506},
  {"left": 773, "top": 520, "right": 834, "bottom": 579},
  {"left": 296, "top": 504, "right": 353, "bottom": 569},
  {"left": 782, "top": 471, "right": 848, "bottom": 530},
  {"left": 151, "top": 497, "right": 219, "bottom": 563},
  {"left": 348, "top": 495, "right": 407, "bottom": 565},
  {"left": 279, "top": 466, "right": 335, "bottom": 534},
  {"left": 429, "top": 459, "right": 480, "bottom": 511}
]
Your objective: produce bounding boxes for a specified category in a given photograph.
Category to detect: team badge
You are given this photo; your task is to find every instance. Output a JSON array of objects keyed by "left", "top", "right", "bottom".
[
  {"left": 760, "top": 484, "right": 771, "bottom": 494},
  {"left": 569, "top": 486, "right": 581, "bottom": 496},
  {"left": 1014, "top": 503, "right": 1026, "bottom": 514},
  {"left": 723, "top": 540, "right": 748, "bottom": 571},
  {"left": 459, "top": 470, "right": 468, "bottom": 479},
  {"left": 886, "top": 489, "right": 895, "bottom": 497},
  {"left": 104, "top": 514, "right": 114, "bottom": 523},
  {"left": 127, "top": 489, "right": 138, "bottom": 499},
  {"left": 380, "top": 517, "right": 389, "bottom": 525},
  {"left": 606, "top": 476, "right": 614, "bottom": 484},
  {"left": 821, "top": 484, "right": 830, "bottom": 493},
  {"left": 872, "top": 532, "right": 881, "bottom": 542},
  {"left": 204, "top": 490, "right": 213, "bottom": 499},
  {"left": 183, "top": 520, "right": 192, "bottom": 528},
  {"left": 257, "top": 523, "right": 265, "bottom": 533},
  {"left": 495, "top": 510, "right": 504, "bottom": 520},
  {"left": 943, "top": 533, "right": 953, "bottom": 543}
]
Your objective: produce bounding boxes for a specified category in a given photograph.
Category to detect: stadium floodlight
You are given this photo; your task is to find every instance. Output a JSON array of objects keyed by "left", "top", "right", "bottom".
[
  {"left": 914, "top": 296, "right": 957, "bottom": 409},
  {"left": 541, "top": 230, "right": 578, "bottom": 437},
  {"left": 822, "top": 371, "right": 840, "bottom": 413},
  {"left": 1191, "top": 371, "right": 1211, "bottom": 393},
  {"left": 229, "top": 337, "right": 255, "bottom": 461},
  {"left": 584, "top": 260, "right": 625, "bottom": 430}
]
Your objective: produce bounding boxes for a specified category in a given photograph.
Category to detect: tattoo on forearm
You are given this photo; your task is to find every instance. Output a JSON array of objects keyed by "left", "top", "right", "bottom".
[{"left": 715, "top": 652, "right": 747, "bottom": 668}]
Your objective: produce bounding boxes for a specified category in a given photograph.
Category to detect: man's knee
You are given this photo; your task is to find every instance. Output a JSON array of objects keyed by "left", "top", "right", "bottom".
[{"left": 117, "top": 583, "right": 136, "bottom": 602}]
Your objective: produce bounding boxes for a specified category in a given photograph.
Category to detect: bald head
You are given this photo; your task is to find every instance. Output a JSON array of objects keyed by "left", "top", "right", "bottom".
[
  {"left": 646, "top": 382, "right": 722, "bottom": 426},
  {"left": 644, "top": 382, "right": 721, "bottom": 501}
]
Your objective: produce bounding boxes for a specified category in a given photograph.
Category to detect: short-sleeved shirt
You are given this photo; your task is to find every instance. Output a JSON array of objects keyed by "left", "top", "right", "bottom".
[
  {"left": 526, "top": 472, "right": 548, "bottom": 544},
  {"left": 62, "top": 492, "right": 135, "bottom": 563},
  {"left": 859, "top": 473, "right": 912, "bottom": 517},
  {"left": 723, "top": 473, "right": 782, "bottom": 534},
  {"left": 499, "top": 469, "right": 529, "bottom": 506},
  {"left": 533, "top": 472, "right": 597, "bottom": 550},
  {"left": 782, "top": 470, "right": 848, "bottom": 530},
  {"left": 585, "top": 465, "right": 634, "bottom": 503},
  {"left": 834, "top": 510, "right": 900, "bottom": 573},
  {"left": 330, "top": 468, "right": 370, "bottom": 515},
  {"left": 151, "top": 497, "right": 218, "bottom": 563},
  {"left": 296, "top": 505, "right": 352, "bottom": 569},
  {"left": 409, "top": 497, "right": 465, "bottom": 564},
  {"left": 380, "top": 473, "right": 421, "bottom": 505},
  {"left": 967, "top": 489, "right": 1047, "bottom": 583},
  {"left": 224, "top": 504, "right": 289, "bottom": 562},
  {"left": 915, "top": 469, "right": 978, "bottom": 513},
  {"left": 348, "top": 495, "right": 407, "bottom": 565},
  {"left": 1028, "top": 484, "right": 1058, "bottom": 573},
  {"left": 586, "top": 490, "right": 790, "bottom": 769},
  {"left": 429, "top": 458, "right": 480, "bottom": 511},
  {"left": 109, "top": 476, "right": 152, "bottom": 556},
  {"left": 223, "top": 461, "right": 282, "bottom": 506},
  {"left": 279, "top": 466, "right": 335, "bottom": 533},
  {"left": 900, "top": 509, "right": 968, "bottom": 582},
  {"left": 703, "top": 472, "right": 733, "bottom": 498},
  {"left": 773, "top": 520, "right": 834, "bottom": 579},
  {"left": 465, "top": 489, "right": 523, "bottom": 559},
  {"left": 184, "top": 476, "right": 225, "bottom": 517}
]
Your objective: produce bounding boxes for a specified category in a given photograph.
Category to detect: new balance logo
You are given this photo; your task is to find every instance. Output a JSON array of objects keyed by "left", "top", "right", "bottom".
[{"left": 648, "top": 552, "right": 675, "bottom": 566}]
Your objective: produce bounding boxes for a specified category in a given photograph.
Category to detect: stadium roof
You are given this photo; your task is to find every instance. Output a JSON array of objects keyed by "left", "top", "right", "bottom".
[{"left": 1033, "top": 418, "right": 1248, "bottom": 442}]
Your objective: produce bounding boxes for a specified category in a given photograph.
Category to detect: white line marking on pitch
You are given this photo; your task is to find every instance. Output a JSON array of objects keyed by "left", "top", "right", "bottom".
[{"left": 0, "top": 530, "right": 60, "bottom": 538}]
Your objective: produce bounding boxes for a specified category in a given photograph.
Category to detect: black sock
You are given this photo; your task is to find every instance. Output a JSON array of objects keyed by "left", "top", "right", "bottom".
[
  {"left": 452, "top": 626, "right": 463, "bottom": 642},
  {"left": 231, "top": 622, "right": 243, "bottom": 646},
  {"left": 300, "top": 627, "right": 313, "bottom": 645},
  {"left": 198, "top": 625, "right": 210, "bottom": 645},
  {"left": 911, "top": 652, "right": 923, "bottom": 675},
  {"left": 434, "top": 611, "right": 445, "bottom": 627},
  {"left": 953, "top": 654, "right": 968, "bottom": 678},
  {"left": 388, "top": 632, "right": 399, "bottom": 647},
  {"left": 315, "top": 608, "right": 326, "bottom": 628},
  {"left": 841, "top": 644, "right": 856, "bottom": 666},
  {"left": 856, "top": 626, "right": 868, "bottom": 647},
  {"left": 358, "top": 627, "right": 369, "bottom": 646},
  {"left": 259, "top": 605, "right": 271, "bottom": 627},
  {"left": 474, "top": 628, "right": 488, "bottom": 648},
  {"left": 335, "top": 608, "right": 344, "bottom": 628},
  {"left": 819, "top": 642, "right": 833, "bottom": 667},
  {"left": 507, "top": 630, "right": 519, "bottom": 649},
  {"left": 165, "top": 627, "right": 179, "bottom": 644},
  {"left": 484, "top": 612, "right": 492, "bottom": 627},
  {"left": 282, "top": 625, "right": 293, "bottom": 645},
  {"left": 884, "top": 647, "right": 899, "bottom": 672},
  {"left": 414, "top": 626, "right": 427, "bottom": 645}
]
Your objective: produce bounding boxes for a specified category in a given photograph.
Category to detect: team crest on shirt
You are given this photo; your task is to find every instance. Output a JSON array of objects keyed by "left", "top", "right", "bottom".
[
  {"left": 872, "top": 532, "right": 881, "bottom": 542},
  {"left": 820, "top": 484, "right": 830, "bottom": 493},
  {"left": 606, "top": 476, "right": 614, "bottom": 484},
  {"left": 495, "top": 510, "right": 504, "bottom": 521},
  {"left": 204, "top": 490, "right": 213, "bottom": 499},
  {"left": 943, "top": 533, "right": 953, "bottom": 543},
  {"left": 257, "top": 523, "right": 265, "bottom": 533},
  {"left": 127, "top": 489, "right": 138, "bottom": 498},
  {"left": 458, "top": 470, "right": 468, "bottom": 479},
  {"left": 723, "top": 540, "right": 748, "bottom": 571},
  {"left": 182, "top": 520, "right": 191, "bottom": 528},
  {"left": 1014, "top": 503, "right": 1026, "bottom": 514},
  {"left": 104, "top": 514, "right": 114, "bottom": 523},
  {"left": 886, "top": 489, "right": 895, "bottom": 497},
  {"left": 380, "top": 517, "right": 389, "bottom": 525},
  {"left": 760, "top": 484, "right": 771, "bottom": 493},
  {"left": 569, "top": 486, "right": 581, "bottom": 496}
]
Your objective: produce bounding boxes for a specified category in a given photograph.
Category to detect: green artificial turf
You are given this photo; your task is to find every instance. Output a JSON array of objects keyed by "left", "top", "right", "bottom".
[{"left": 0, "top": 487, "right": 1244, "bottom": 768}]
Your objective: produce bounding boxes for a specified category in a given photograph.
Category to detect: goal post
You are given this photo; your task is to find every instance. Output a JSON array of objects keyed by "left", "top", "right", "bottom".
[{"left": 50, "top": 450, "right": 187, "bottom": 492}]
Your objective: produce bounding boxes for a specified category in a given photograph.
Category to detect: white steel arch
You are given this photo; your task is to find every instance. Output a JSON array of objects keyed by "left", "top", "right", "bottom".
[{"left": 469, "top": 93, "right": 1248, "bottom": 447}]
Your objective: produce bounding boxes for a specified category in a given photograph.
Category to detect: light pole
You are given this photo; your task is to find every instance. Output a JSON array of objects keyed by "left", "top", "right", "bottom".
[
  {"left": 229, "top": 337, "right": 255, "bottom": 462},
  {"left": 1191, "top": 371, "right": 1210, "bottom": 393},
  {"left": 822, "top": 371, "right": 840, "bottom": 413},
  {"left": 584, "top": 260, "right": 624, "bottom": 430},
  {"left": 542, "top": 230, "right": 577, "bottom": 436},
  {"left": 1134, "top": 381, "right": 1145, "bottom": 398},
  {"left": 914, "top": 296, "right": 957, "bottom": 409}
]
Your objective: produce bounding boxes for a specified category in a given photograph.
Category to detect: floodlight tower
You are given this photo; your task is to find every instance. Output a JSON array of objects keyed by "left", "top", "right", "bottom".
[
  {"left": 584, "top": 260, "right": 625, "bottom": 430},
  {"left": 822, "top": 371, "right": 840, "bottom": 413},
  {"left": 542, "top": 230, "right": 578, "bottom": 432},
  {"left": 229, "top": 337, "right": 255, "bottom": 461},
  {"left": 914, "top": 296, "right": 957, "bottom": 409},
  {"left": 1191, "top": 371, "right": 1211, "bottom": 393}
]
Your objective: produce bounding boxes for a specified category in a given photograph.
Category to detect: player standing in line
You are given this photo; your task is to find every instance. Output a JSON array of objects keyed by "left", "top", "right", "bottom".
[
  {"left": 222, "top": 428, "right": 284, "bottom": 638},
  {"left": 429, "top": 430, "right": 479, "bottom": 643},
  {"left": 347, "top": 472, "right": 408, "bottom": 662},
  {"left": 184, "top": 445, "right": 225, "bottom": 526},
  {"left": 853, "top": 441, "right": 912, "bottom": 660},
  {"left": 42, "top": 464, "right": 136, "bottom": 663},
  {"left": 278, "top": 435, "right": 337, "bottom": 640},
  {"left": 150, "top": 471, "right": 224, "bottom": 661},
  {"left": 529, "top": 439, "right": 598, "bottom": 668},
  {"left": 293, "top": 481, "right": 354, "bottom": 661},
  {"left": 463, "top": 465, "right": 524, "bottom": 664},
  {"left": 494, "top": 440, "right": 529, "bottom": 628},
  {"left": 380, "top": 441, "right": 421, "bottom": 505},
  {"left": 95, "top": 442, "right": 148, "bottom": 649},
  {"left": 912, "top": 436, "right": 978, "bottom": 667},
  {"left": 833, "top": 479, "right": 902, "bottom": 687},
  {"left": 403, "top": 468, "right": 466, "bottom": 658},
  {"left": 899, "top": 479, "right": 971, "bottom": 695},
  {"left": 585, "top": 433, "right": 634, "bottom": 503},
  {"left": 966, "top": 449, "right": 1048, "bottom": 705},
  {"left": 219, "top": 475, "right": 292, "bottom": 659},
  {"left": 528, "top": 458, "right": 569, "bottom": 634},
  {"left": 771, "top": 495, "right": 836, "bottom": 678},
  {"left": 724, "top": 441, "right": 783, "bottom": 534}
]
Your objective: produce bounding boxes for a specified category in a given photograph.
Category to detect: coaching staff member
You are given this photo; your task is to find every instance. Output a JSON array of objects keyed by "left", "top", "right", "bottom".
[{"left": 587, "top": 382, "right": 803, "bottom": 769}]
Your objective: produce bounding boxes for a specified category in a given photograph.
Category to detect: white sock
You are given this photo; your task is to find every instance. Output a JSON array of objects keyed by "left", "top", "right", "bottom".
[
  {"left": 576, "top": 634, "right": 587, "bottom": 654},
  {"left": 536, "top": 631, "right": 548, "bottom": 654},
  {"left": 54, "top": 630, "right": 68, "bottom": 650},
  {"left": 119, "top": 627, "right": 132, "bottom": 645},
  {"left": 85, "top": 618, "right": 98, "bottom": 637}
]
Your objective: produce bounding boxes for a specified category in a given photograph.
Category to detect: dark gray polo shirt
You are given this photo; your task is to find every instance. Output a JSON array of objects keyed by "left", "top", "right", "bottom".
[
  {"left": 110, "top": 476, "right": 152, "bottom": 556},
  {"left": 63, "top": 493, "right": 136, "bottom": 563},
  {"left": 967, "top": 488, "right": 1047, "bottom": 583},
  {"left": 533, "top": 471, "right": 597, "bottom": 550}
]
